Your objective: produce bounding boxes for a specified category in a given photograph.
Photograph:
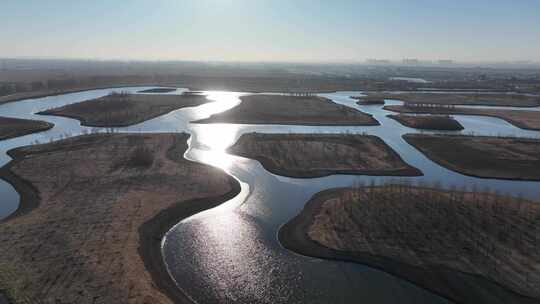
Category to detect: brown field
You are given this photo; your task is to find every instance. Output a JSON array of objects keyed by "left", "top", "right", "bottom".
[
  {"left": 0, "top": 133, "right": 240, "bottom": 304},
  {"left": 388, "top": 114, "right": 464, "bottom": 130},
  {"left": 365, "top": 92, "right": 540, "bottom": 107},
  {"left": 404, "top": 134, "right": 540, "bottom": 180},
  {"left": 0, "top": 116, "right": 53, "bottom": 140},
  {"left": 194, "top": 94, "right": 379, "bottom": 126},
  {"left": 227, "top": 133, "right": 421, "bottom": 178},
  {"left": 280, "top": 185, "right": 540, "bottom": 304},
  {"left": 385, "top": 104, "right": 540, "bottom": 130},
  {"left": 39, "top": 92, "right": 211, "bottom": 127}
]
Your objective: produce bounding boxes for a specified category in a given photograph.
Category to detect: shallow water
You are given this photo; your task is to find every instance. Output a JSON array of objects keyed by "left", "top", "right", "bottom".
[{"left": 1, "top": 88, "right": 539, "bottom": 303}]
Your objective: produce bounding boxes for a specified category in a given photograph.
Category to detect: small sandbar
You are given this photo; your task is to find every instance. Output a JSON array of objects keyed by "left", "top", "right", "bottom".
[
  {"left": 404, "top": 134, "right": 540, "bottom": 180},
  {"left": 388, "top": 114, "right": 464, "bottom": 130},
  {"left": 280, "top": 185, "right": 540, "bottom": 303},
  {"left": 194, "top": 94, "right": 379, "bottom": 126},
  {"left": 227, "top": 133, "right": 421, "bottom": 178},
  {"left": 39, "top": 91, "right": 212, "bottom": 127},
  {"left": 0, "top": 116, "right": 53, "bottom": 140}
]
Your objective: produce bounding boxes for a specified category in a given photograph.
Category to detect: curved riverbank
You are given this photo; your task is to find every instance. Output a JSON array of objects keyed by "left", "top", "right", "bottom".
[
  {"left": 0, "top": 133, "right": 241, "bottom": 303},
  {"left": 0, "top": 117, "right": 54, "bottom": 141},
  {"left": 279, "top": 187, "right": 540, "bottom": 304}
]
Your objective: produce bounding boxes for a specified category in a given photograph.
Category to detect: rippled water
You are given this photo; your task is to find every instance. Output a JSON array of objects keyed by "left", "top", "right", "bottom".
[{"left": 1, "top": 88, "right": 540, "bottom": 303}]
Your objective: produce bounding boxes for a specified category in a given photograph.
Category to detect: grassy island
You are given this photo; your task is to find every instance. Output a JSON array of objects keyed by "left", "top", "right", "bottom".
[
  {"left": 0, "top": 116, "right": 54, "bottom": 140},
  {"left": 280, "top": 185, "right": 540, "bottom": 304},
  {"left": 384, "top": 104, "right": 540, "bottom": 131},
  {"left": 366, "top": 92, "right": 540, "bottom": 107},
  {"left": 39, "top": 91, "right": 212, "bottom": 127},
  {"left": 404, "top": 134, "right": 540, "bottom": 180},
  {"left": 227, "top": 133, "right": 421, "bottom": 178},
  {"left": 0, "top": 133, "right": 240, "bottom": 304},
  {"left": 138, "top": 88, "right": 177, "bottom": 93},
  {"left": 194, "top": 94, "right": 379, "bottom": 126},
  {"left": 352, "top": 96, "right": 386, "bottom": 105},
  {"left": 388, "top": 114, "right": 464, "bottom": 130}
]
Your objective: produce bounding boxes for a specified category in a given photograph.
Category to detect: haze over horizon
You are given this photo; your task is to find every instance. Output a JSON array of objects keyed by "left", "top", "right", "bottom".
[{"left": 2, "top": 0, "right": 540, "bottom": 63}]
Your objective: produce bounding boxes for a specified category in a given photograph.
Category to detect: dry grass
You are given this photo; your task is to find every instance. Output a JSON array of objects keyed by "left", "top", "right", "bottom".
[
  {"left": 194, "top": 94, "right": 379, "bottom": 126},
  {"left": 307, "top": 184, "right": 540, "bottom": 299},
  {"left": 39, "top": 92, "right": 211, "bottom": 127},
  {"left": 0, "top": 133, "right": 236, "bottom": 304},
  {"left": 404, "top": 134, "right": 540, "bottom": 180},
  {"left": 227, "top": 133, "right": 421, "bottom": 177},
  {"left": 0, "top": 116, "right": 53, "bottom": 140}
]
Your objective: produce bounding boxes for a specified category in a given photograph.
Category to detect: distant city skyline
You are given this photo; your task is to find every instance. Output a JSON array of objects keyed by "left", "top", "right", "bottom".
[{"left": 1, "top": 0, "right": 540, "bottom": 62}]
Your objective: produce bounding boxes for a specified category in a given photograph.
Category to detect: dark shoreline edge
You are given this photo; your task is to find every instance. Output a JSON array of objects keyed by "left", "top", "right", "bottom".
[
  {"left": 403, "top": 133, "right": 540, "bottom": 181},
  {"left": 278, "top": 188, "right": 540, "bottom": 304},
  {"left": 227, "top": 133, "right": 422, "bottom": 178},
  {"left": 0, "top": 121, "right": 54, "bottom": 141},
  {"left": 0, "top": 134, "right": 242, "bottom": 304},
  {"left": 383, "top": 105, "right": 540, "bottom": 131},
  {"left": 138, "top": 176, "right": 241, "bottom": 304},
  {"left": 387, "top": 114, "right": 464, "bottom": 131}
]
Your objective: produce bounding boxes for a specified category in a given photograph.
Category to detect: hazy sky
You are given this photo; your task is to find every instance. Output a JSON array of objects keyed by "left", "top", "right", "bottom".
[{"left": 1, "top": 0, "right": 540, "bottom": 62}]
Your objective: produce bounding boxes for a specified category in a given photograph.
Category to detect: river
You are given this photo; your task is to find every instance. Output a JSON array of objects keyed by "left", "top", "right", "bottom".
[{"left": 1, "top": 88, "right": 539, "bottom": 303}]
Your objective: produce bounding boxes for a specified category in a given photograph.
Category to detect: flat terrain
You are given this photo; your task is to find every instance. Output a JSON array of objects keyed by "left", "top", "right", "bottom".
[
  {"left": 388, "top": 114, "right": 464, "bottom": 130},
  {"left": 280, "top": 185, "right": 540, "bottom": 304},
  {"left": 364, "top": 92, "right": 540, "bottom": 107},
  {"left": 194, "top": 94, "right": 379, "bottom": 126},
  {"left": 385, "top": 104, "right": 540, "bottom": 130},
  {"left": 227, "top": 133, "right": 421, "bottom": 178},
  {"left": 0, "top": 116, "right": 53, "bottom": 140},
  {"left": 39, "top": 92, "right": 212, "bottom": 127},
  {"left": 0, "top": 133, "right": 240, "bottom": 304},
  {"left": 352, "top": 96, "right": 386, "bottom": 105},
  {"left": 404, "top": 134, "right": 540, "bottom": 180},
  {"left": 138, "top": 88, "right": 177, "bottom": 93}
]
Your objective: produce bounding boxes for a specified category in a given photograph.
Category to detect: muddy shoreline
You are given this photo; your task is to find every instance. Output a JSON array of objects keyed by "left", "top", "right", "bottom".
[{"left": 278, "top": 188, "right": 539, "bottom": 304}]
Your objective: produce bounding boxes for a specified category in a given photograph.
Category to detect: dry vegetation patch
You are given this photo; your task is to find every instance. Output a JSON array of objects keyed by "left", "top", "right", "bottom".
[
  {"left": 0, "top": 116, "right": 53, "bottom": 140},
  {"left": 388, "top": 114, "right": 464, "bottom": 130},
  {"left": 194, "top": 94, "right": 379, "bottom": 126},
  {"left": 39, "top": 91, "right": 212, "bottom": 127},
  {"left": 365, "top": 92, "right": 540, "bottom": 107},
  {"left": 404, "top": 134, "right": 540, "bottom": 180},
  {"left": 281, "top": 185, "right": 540, "bottom": 303},
  {"left": 0, "top": 133, "right": 239, "bottom": 304},
  {"left": 385, "top": 104, "right": 540, "bottom": 131},
  {"left": 227, "top": 133, "right": 421, "bottom": 178}
]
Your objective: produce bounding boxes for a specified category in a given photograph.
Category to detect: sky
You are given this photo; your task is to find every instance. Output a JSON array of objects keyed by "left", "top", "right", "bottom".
[{"left": 1, "top": 0, "right": 540, "bottom": 62}]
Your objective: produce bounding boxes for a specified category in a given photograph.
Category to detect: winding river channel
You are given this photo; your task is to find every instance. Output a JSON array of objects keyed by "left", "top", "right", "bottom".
[{"left": 1, "top": 87, "right": 540, "bottom": 303}]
